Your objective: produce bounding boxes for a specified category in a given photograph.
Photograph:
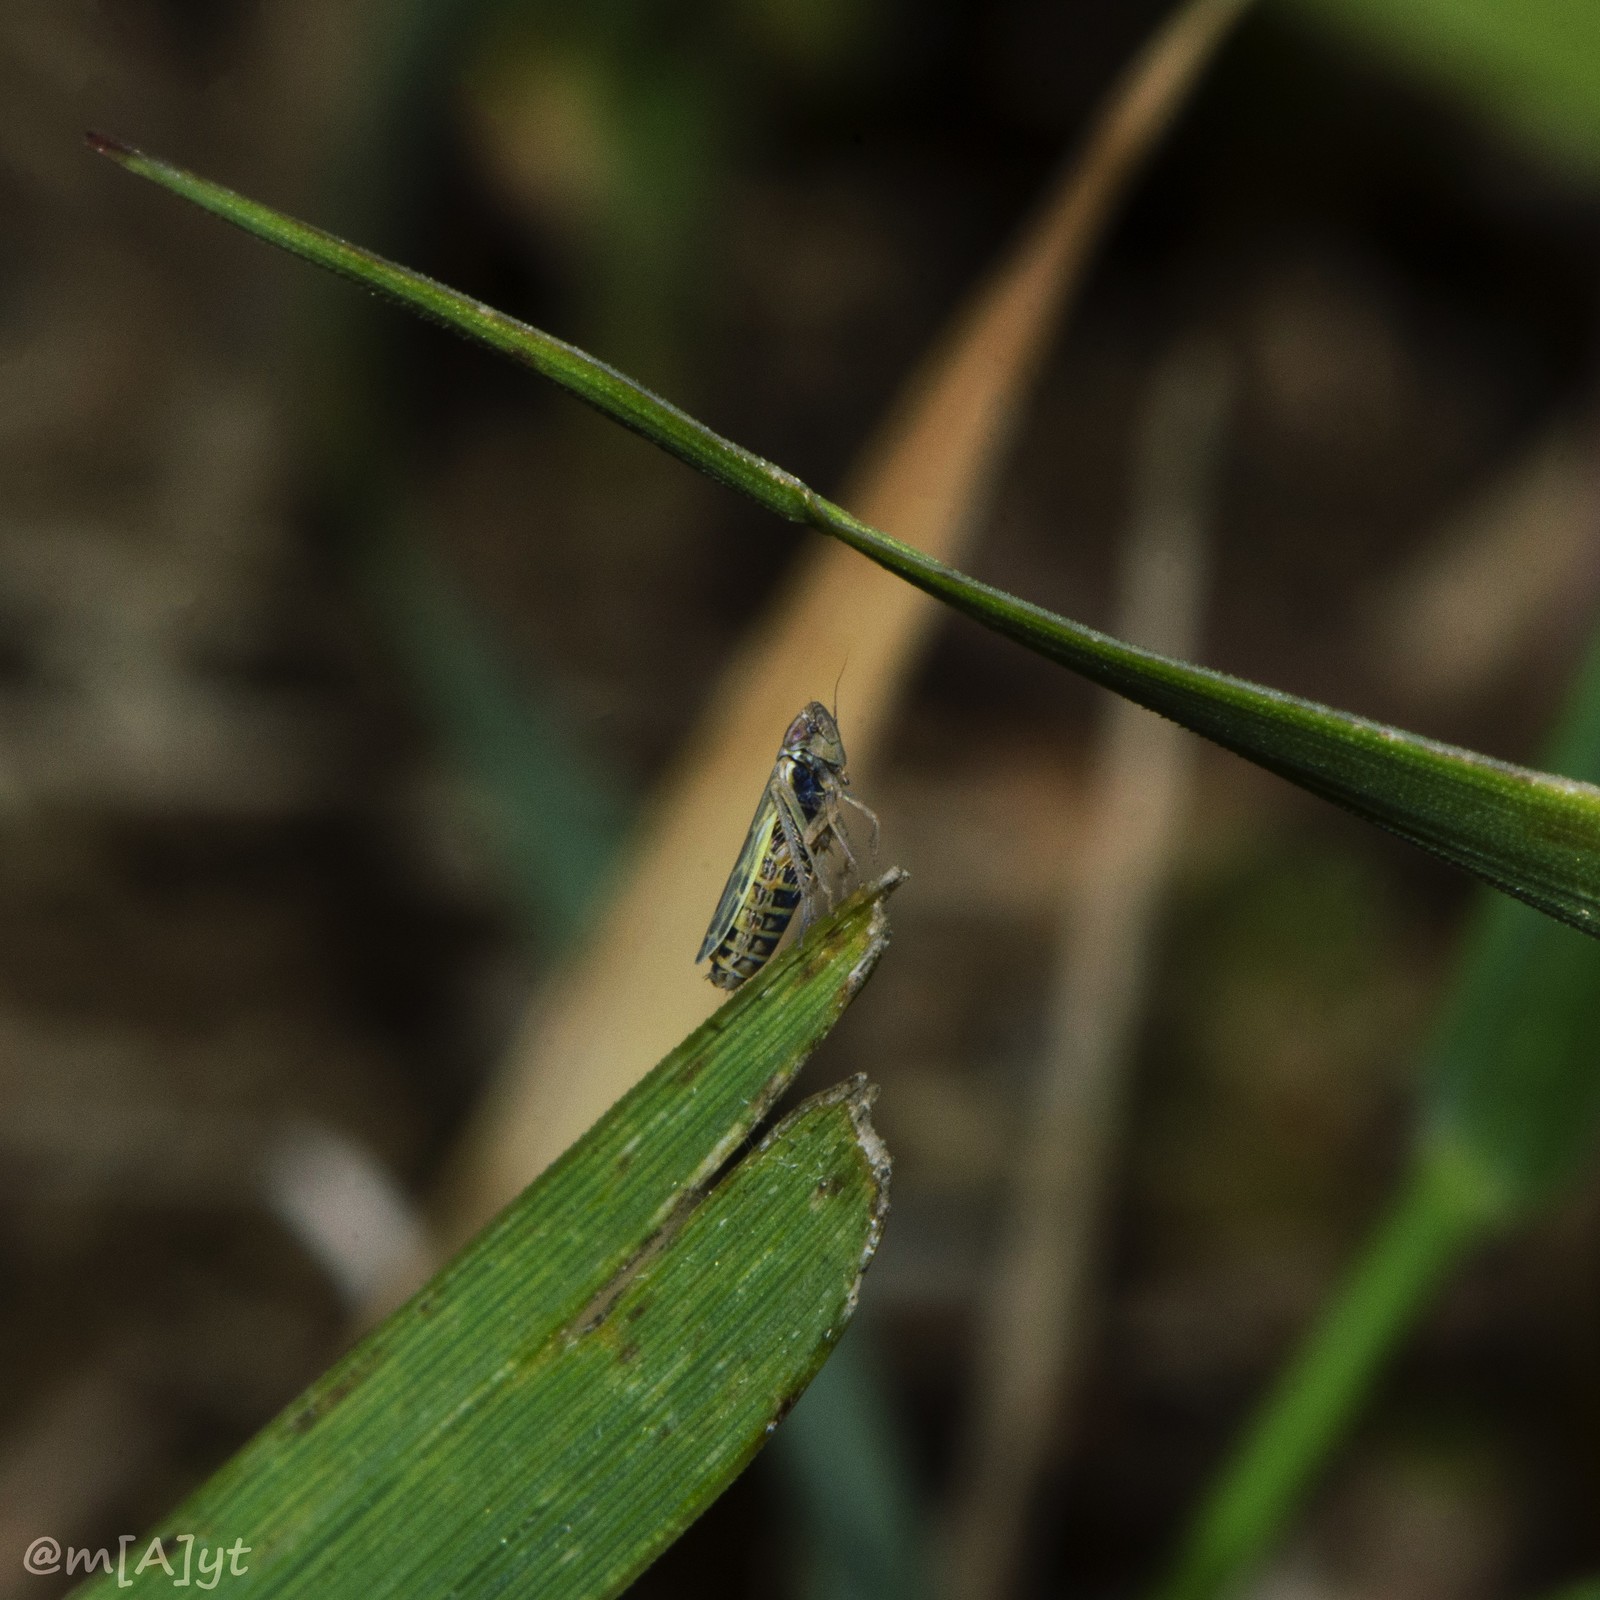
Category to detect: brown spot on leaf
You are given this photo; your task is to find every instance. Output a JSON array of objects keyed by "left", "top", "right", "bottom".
[
  {"left": 769, "top": 1390, "right": 800, "bottom": 1431},
  {"left": 285, "top": 1359, "right": 372, "bottom": 1434}
]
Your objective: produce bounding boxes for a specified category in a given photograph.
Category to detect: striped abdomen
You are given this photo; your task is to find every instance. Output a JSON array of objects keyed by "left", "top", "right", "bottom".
[{"left": 705, "top": 826, "right": 804, "bottom": 990}]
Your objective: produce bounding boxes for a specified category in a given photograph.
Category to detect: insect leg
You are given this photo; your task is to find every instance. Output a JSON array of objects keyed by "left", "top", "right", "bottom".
[
  {"left": 820, "top": 800, "right": 860, "bottom": 877},
  {"left": 839, "top": 790, "right": 881, "bottom": 855},
  {"left": 772, "top": 780, "right": 834, "bottom": 929},
  {"left": 771, "top": 779, "right": 824, "bottom": 887}
]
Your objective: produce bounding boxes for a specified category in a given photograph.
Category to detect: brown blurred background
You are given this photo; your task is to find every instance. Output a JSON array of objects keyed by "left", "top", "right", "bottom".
[{"left": 3, "top": 1, "right": 1600, "bottom": 1597}]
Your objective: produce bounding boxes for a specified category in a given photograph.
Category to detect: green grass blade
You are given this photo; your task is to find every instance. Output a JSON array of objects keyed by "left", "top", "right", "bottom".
[
  {"left": 86, "top": 135, "right": 805, "bottom": 518},
  {"left": 72, "top": 875, "right": 900, "bottom": 1600},
  {"left": 359, "top": 525, "right": 627, "bottom": 941},
  {"left": 88, "top": 137, "right": 1600, "bottom": 939},
  {"left": 775, "top": 1333, "right": 924, "bottom": 1600}
]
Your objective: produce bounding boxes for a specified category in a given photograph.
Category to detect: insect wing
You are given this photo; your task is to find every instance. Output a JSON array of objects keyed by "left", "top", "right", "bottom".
[{"left": 697, "top": 781, "right": 784, "bottom": 964}]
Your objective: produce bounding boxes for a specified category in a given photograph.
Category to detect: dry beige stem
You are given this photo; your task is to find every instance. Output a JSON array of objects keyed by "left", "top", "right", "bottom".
[
  {"left": 941, "top": 338, "right": 1234, "bottom": 1600},
  {"left": 424, "top": 0, "right": 1257, "bottom": 1258},
  {"left": 1367, "top": 422, "right": 1600, "bottom": 710}
]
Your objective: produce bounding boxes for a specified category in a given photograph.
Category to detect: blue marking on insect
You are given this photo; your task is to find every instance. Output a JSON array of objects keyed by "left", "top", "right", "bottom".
[{"left": 697, "top": 701, "right": 879, "bottom": 991}]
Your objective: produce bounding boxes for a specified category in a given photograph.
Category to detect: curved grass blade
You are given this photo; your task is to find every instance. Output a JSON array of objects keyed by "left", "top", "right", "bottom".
[
  {"left": 72, "top": 875, "right": 899, "bottom": 1600},
  {"left": 88, "top": 136, "right": 1600, "bottom": 938}
]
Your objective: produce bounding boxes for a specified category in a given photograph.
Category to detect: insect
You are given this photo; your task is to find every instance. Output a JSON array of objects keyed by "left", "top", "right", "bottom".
[{"left": 697, "top": 701, "right": 878, "bottom": 991}]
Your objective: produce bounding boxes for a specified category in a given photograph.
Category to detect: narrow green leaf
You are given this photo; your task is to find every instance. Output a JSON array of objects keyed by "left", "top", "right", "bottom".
[
  {"left": 74, "top": 874, "right": 900, "bottom": 1600},
  {"left": 89, "top": 138, "right": 1600, "bottom": 940},
  {"left": 359, "top": 525, "right": 627, "bottom": 941}
]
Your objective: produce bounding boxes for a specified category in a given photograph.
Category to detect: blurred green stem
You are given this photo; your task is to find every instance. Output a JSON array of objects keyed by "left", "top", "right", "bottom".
[
  {"left": 309, "top": 0, "right": 627, "bottom": 943},
  {"left": 1150, "top": 1148, "right": 1496, "bottom": 1600},
  {"left": 1156, "top": 612, "right": 1600, "bottom": 1600},
  {"left": 774, "top": 1330, "right": 923, "bottom": 1600},
  {"left": 356, "top": 524, "right": 622, "bottom": 939}
]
